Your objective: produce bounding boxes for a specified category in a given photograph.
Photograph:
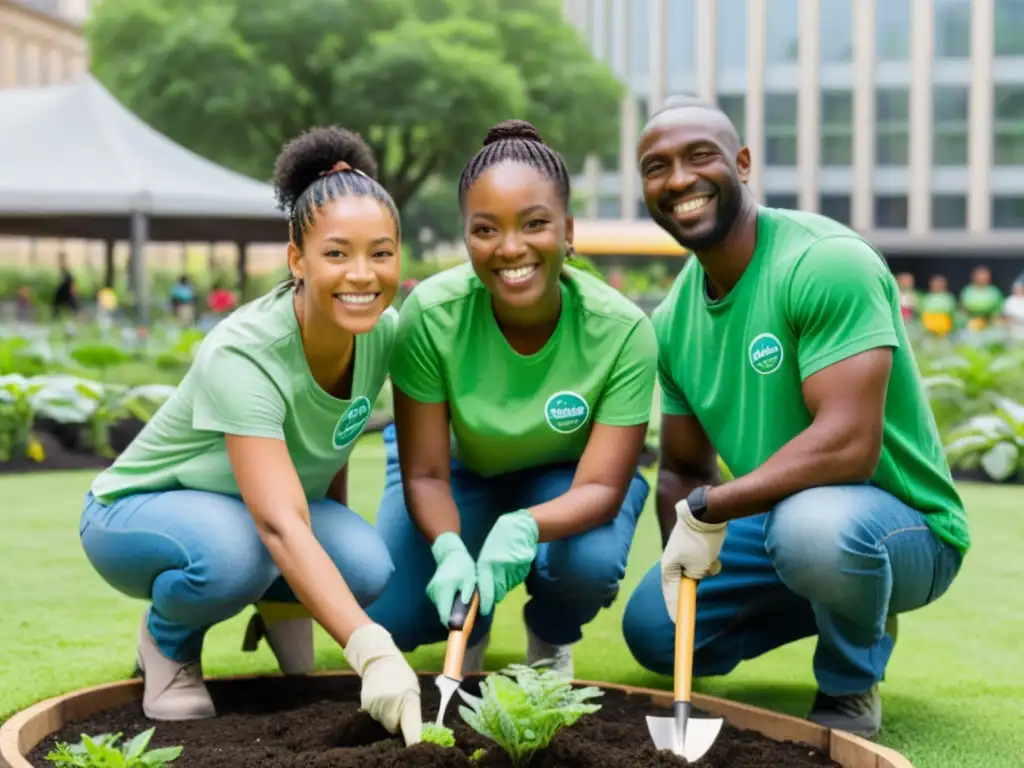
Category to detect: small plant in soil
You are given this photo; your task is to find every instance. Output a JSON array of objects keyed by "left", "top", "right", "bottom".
[
  {"left": 421, "top": 722, "right": 456, "bottom": 748},
  {"left": 44, "top": 726, "right": 182, "bottom": 767},
  {"left": 457, "top": 661, "right": 604, "bottom": 768}
]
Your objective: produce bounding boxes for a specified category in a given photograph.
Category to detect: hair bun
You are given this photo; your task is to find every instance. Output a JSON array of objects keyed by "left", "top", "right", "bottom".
[
  {"left": 483, "top": 119, "right": 544, "bottom": 146},
  {"left": 273, "top": 125, "right": 378, "bottom": 213}
]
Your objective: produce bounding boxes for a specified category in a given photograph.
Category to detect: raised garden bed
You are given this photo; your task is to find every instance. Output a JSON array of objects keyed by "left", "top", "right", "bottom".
[{"left": 2, "top": 671, "right": 914, "bottom": 768}]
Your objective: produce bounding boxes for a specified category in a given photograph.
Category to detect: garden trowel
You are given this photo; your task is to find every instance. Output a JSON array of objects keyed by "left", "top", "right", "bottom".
[
  {"left": 646, "top": 576, "right": 724, "bottom": 762},
  {"left": 434, "top": 588, "right": 480, "bottom": 726}
]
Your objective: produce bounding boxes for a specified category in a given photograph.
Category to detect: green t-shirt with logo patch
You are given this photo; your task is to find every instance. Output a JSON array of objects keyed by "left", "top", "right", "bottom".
[
  {"left": 91, "top": 288, "right": 396, "bottom": 504},
  {"left": 653, "top": 207, "right": 970, "bottom": 555},
  {"left": 389, "top": 262, "right": 658, "bottom": 478}
]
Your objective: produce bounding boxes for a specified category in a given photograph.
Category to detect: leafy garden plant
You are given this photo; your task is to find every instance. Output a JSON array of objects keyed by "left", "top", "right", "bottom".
[
  {"left": 944, "top": 394, "right": 1024, "bottom": 481},
  {"left": 44, "top": 727, "right": 182, "bottom": 767},
  {"left": 458, "top": 661, "right": 603, "bottom": 768}
]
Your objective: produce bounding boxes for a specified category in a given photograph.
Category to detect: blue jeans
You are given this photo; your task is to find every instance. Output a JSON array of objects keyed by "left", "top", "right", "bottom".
[
  {"left": 80, "top": 490, "right": 394, "bottom": 663},
  {"left": 622, "top": 485, "right": 963, "bottom": 696},
  {"left": 367, "top": 425, "right": 650, "bottom": 649}
]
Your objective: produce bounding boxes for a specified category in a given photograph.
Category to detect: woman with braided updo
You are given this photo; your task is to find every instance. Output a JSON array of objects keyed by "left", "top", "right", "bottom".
[
  {"left": 79, "top": 126, "right": 422, "bottom": 744},
  {"left": 367, "top": 119, "right": 658, "bottom": 677}
]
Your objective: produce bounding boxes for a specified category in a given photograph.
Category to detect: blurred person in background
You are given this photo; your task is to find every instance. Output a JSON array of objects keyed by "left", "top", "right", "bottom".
[
  {"left": 206, "top": 281, "right": 238, "bottom": 315},
  {"left": 76, "top": 126, "right": 423, "bottom": 744},
  {"left": 96, "top": 285, "right": 119, "bottom": 331},
  {"left": 895, "top": 272, "right": 919, "bottom": 324},
  {"left": 621, "top": 96, "right": 969, "bottom": 740},
  {"left": 367, "top": 119, "right": 657, "bottom": 679},
  {"left": 52, "top": 253, "right": 78, "bottom": 318},
  {"left": 170, "top": 275, "right": 196, "bottom": 324},
  {"left": 959, "top": 266, "right": 1004, "bottom": 332},
  {"left": 1001, "top": 280, "right": 1024, "bottom": 341},
  {"left": 919, "top": 274, "right": 957, "bottom": 338}
]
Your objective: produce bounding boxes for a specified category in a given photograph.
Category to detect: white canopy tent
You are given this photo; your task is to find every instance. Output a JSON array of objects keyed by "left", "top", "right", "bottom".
[{"left": 0, "top": 75, "right": 288, "bottom": 321}]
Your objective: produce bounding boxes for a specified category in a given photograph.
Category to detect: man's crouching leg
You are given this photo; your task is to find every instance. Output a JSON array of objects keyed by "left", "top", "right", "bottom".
[{"left": 765, "top": 485, "right": 962, "bottom": 740}]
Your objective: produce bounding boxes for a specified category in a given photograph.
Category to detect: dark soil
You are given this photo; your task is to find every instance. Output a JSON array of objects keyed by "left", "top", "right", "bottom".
[
  {"left": 0, "top": 418, "right": 145, "bottom": 474},
  {"left": 28, "top": 674, "right": 841, "bottom": 768}
]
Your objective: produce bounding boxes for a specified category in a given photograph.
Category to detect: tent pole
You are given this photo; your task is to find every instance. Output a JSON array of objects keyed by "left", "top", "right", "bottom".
[
  {"left": 236, "top": 241, "right": 248, "bottom": 297},
  {"left": 104, "top": 240, "right": 115, "bottom": 288},
  {"left": 130, "top": 210, "right": 149, "bottom": 326}
]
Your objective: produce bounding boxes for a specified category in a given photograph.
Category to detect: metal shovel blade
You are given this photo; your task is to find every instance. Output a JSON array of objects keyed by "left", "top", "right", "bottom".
[
  {"left": 646, "top": 703, "right": 724, "bottom": 763},
  {"left": 434, "top": 674, "right": 461, "bottom": 726}
]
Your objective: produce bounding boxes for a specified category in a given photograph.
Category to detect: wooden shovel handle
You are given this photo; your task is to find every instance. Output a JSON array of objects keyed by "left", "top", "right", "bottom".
[
  {"left": 442, "top": 589, "right": 480, "bottom": 679},
  {"left": 673, "top": 577, "right": 698, "bottom": 703}
]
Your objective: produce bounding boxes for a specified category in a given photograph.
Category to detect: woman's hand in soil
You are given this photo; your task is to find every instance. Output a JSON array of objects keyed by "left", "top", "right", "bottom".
[
  {"left": 476, "top": 510, "right": 539, "bottom": 616},
  {"left": 660, "top": 497, "right": 726, "bottom": 621},
  {"left": 343, "top": 623, "right": 423, "bottom": 745},
  {"left": 426, "top": 532, "right": 477, "bottom": 626}
]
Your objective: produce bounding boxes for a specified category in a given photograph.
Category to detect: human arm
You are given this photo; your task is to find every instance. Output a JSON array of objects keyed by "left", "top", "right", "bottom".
[
  {"left": 388, "top": 298, "right": 475, "bottom": 625},
  {"left": 656, "top": 413, "right": 721, "bottom": 547},
  {"left": 392, "top": 388, "right": 461, "bottom": 543},
  {"left": 701, "top": 238, "right": 899, "bottom": 524},
  {"left": 226, "top": 436, "right": 372, "bottom": 645},
  {"left": 653, "top": 350, "right": 729, "bottom": 619},
  {"left": 703, "top": 348, "right": 891, "bottom": 522},
  {"left": 527, "top": 422, "right": 647, "bottom": 541},
  {"left": 194, "top": 348, "right": 421, "bottom": 743}
]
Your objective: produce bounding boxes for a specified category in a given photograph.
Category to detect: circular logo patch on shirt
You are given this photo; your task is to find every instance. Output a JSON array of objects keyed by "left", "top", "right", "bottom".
[
  {"left": 748, "top": 333, "right": 784, "bottom": 375},
  {"left": 333, "top": 396, "right": 372, "bottom": 450},
  {"left": 544, "top": 391, "right": 590, "bottom": 434}
]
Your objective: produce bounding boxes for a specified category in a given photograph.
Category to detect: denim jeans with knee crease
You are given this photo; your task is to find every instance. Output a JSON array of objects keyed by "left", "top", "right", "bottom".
[
  {"left": 366, "top": 424, "right": 651, "bottom": 650},
  {"left": 79, "top": 489, "right": 395, "bottom": 663},
  {"left": 622, "top": 484, "right": 964, "bottom": 696}
]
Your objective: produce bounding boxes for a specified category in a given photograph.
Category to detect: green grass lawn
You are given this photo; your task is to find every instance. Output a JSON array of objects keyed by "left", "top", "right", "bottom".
[{"left": 1, "top": 433, "right": 1021, "bottom": 767}]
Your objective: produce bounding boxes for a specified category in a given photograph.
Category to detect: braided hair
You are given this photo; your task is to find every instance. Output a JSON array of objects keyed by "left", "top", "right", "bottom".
[
  {"left": 272, "top": 126, "right": 399, "bottom": 291},
  {"left": 458, "top": 119, "right": 608, "bottom": 282},
  {"left": 458, "top": 119, "right": 571, "bottom": 211}
]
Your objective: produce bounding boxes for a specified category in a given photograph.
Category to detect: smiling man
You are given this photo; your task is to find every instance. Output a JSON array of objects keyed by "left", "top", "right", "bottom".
[{"left": 620, "top": 97, "right": 970, "bottom": 739}]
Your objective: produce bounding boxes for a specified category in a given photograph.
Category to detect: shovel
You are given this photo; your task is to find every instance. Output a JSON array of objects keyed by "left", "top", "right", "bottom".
[
  {"left": 646, "top": 576, "right": 724, "bottom": 762},
  {"left": 434, "top": 588, "right": 480, "bottom": 726}
]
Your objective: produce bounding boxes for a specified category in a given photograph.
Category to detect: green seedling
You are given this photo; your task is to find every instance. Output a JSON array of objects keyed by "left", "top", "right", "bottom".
[
  {"left": 421, "top": 723, "right": 456, "bottom": 748},
  {"left": 470, "top": 747, "right": 487, "bottom": 761},
  {"left": 44, "top": 727, "right": 183, "bottom": 767},
  {"left": 458, "top": 661, "right": 603, "bottom": 768}
]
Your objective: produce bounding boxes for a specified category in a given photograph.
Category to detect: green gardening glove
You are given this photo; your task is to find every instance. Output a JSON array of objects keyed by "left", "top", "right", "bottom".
[
  {"left": 426, "top": 532, "right": 477, "bottom": 626},
  {"left": 476, "top": 510, "right": 539, "bottom": 616}
]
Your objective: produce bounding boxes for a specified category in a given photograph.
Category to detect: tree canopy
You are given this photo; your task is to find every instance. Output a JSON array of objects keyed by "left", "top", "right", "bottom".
[{"left": 87, "top": 0, "right": 623, "bottom": 211}]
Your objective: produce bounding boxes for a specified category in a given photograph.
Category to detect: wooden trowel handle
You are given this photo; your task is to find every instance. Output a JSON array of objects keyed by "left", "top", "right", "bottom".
[
  {"left": 673, "top": 577, "right": 698, "bottom": 703},
  {"left": 442, "top": 589, "right": 480, "bottom": 678}
]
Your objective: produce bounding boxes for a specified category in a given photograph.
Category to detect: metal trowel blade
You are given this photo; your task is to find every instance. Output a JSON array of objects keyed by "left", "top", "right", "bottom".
[
  {"left": 646, "top": 712, "right": 724, "bottom": 762},
  {"left": 434, "top": 674, "right": 461, "bottom": 726}
]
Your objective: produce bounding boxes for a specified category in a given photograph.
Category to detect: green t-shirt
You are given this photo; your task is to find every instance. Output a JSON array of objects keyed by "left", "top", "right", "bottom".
[
  {"left": 920, "top": 291, "right": 957, "bottom": 315},
  {"left": 92, "top": 288, "right": 396, "bottom": 504},
  {"left": 960, "top": 285, "right": 1004, "bottom": 319},
  {"left": 390, "top": 262, "right": 658, "bottom": 478},
  {"left": 653, "top": 207, "right": 970, "bottom": 555}
]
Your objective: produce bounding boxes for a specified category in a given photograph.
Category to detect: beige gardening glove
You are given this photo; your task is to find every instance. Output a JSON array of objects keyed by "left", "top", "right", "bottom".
[
  {"left": 660, "top": 498, "right": 727, "bottom": 622},
  {"left": 343, "top": 623, "right": 423, "bottom": 745}
]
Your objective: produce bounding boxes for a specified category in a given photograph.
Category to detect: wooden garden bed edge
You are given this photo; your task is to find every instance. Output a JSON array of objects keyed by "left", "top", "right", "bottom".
[{"left": 0, "top": 671, "right": 915, "bottom": 768}]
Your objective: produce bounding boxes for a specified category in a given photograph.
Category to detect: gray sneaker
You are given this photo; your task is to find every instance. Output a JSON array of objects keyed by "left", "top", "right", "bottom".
[
  {"left": 808, "top": 685, "right": 881, "bottom": 739},
  {"left": 136, "top": 611, "right": 216, "bottom": 721}
]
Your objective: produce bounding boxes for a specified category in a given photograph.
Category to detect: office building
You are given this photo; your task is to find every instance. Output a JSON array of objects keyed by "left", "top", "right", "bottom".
[
  {"left": 0, "top": 0, "right": 88, "bottom": 88},
  {"left": 562, "top": 0, "right": 1024, "bottom": 259}
]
